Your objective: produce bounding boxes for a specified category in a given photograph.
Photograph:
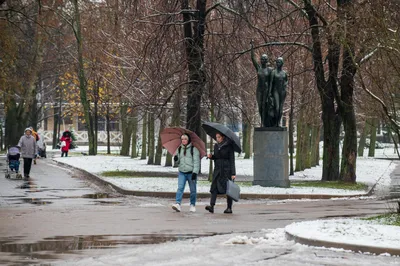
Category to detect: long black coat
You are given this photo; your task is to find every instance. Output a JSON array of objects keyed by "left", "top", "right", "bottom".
[{"left": 210, "top": 142, "right": 236, "bottom": 194}]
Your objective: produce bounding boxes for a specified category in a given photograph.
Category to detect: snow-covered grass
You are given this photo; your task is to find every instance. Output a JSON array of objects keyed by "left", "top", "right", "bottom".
[
  {"left": 285, "top": 218, "right": 400, "bottom": 249},
  {"left": 53, "top": 147, "right": 397, "bottom": 196}
]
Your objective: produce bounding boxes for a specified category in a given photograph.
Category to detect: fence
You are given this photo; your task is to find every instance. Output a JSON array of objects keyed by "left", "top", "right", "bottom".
[{"left": 41, "top": 131, "right": 122, "bottom": 145}]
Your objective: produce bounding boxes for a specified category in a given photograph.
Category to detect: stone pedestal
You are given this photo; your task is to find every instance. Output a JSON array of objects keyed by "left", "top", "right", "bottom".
[{"left": 253, "top": 127, "right": 290, "bottom": 187}]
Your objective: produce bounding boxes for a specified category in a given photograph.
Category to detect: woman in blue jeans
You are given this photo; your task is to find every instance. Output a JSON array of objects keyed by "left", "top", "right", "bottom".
[{"left": 172, "top": 134, "right": 200, "bottom": 213}]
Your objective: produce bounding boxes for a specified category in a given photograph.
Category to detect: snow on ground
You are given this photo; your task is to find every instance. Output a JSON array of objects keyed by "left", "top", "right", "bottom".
[
  {"left": 56, "top": 227, "right": 400, "bottom": 266},
  {"left": 285, "top": 218, "right": 400, "bottom": 250},
  {"left": 54, "top": 151, "right": 397, "bottom": 196}
]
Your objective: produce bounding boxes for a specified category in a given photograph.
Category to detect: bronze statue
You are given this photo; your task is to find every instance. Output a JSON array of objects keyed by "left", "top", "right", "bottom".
[
  {"left": 270, "top": 57, "right": 288, "bottom": 127},
  {"left": 250, "top": 41, "right": 273, "bottom": 127},
  {"left": 251, "top": 41, "right": 288, "bottom": 127}
]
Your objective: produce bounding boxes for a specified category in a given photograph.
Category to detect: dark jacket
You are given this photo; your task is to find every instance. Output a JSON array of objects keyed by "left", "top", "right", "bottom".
[{"left": 210, "top": 142, "right": 236, "bottom": 194}]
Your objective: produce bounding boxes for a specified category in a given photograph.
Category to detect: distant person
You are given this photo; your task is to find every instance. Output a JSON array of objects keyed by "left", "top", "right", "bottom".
[
  {"left": 171, "top": 133, "right": 200, "bottom": 213},
  {"left": 17, "top": 128, "right": 37, "bottom": 179},
  {"left": 29, "top": 126, "right": 40, "bottom": 164},
  {"left": 205, "top": 132, "right": 236, "bottom": 214},
  {"left": 60, "top": 130, "right": 72, "bottom": 157}
]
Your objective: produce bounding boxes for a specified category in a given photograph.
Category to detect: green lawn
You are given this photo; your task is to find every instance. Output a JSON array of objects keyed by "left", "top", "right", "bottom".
[
  {"left": 363, "top": 213, "right": 400, "bottom": 226},
  {"left": 102, "top": 170, "right": 176, "bottom": 178},
  {"left": 291, "top": 181, "right": 368, "bottom": 191}
]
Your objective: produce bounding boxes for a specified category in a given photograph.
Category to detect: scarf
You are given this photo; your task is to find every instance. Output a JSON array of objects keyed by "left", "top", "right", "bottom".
[{"left": 217, "top": 138, "right": 230, "bottom": 150}]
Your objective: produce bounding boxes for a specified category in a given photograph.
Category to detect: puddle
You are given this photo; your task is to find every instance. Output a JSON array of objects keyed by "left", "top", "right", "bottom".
[
  {"left": 22, "top": 198, "right": 53, "bottom": 205},
  {"left": 5, "top": 198, "right": 54, "bottom": 205},
  {"left": 96, "top": 201, "right": 123, "bottom": 205},
  {"left": 82, "top": 193, "right": 116, "bottom": 199},
  {"left": 0, "top": 233, "right": 216, "bottom": 256},
  {"left": 18, "top": 181, "right": 38, "bottom": 189}
]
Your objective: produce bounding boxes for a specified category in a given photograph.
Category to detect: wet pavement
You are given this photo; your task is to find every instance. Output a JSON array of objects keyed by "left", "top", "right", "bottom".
[{"left": 0, "top": 156, "right": 398, "bottom": 265}]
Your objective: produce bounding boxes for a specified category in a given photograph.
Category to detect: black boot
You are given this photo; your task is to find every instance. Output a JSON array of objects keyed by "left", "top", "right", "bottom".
[
  {"left": 224, "top": 208, "right": 232, "bottom": 214},
  {"left": 205, "top": 205, "right": 214, "bottom": 213}
]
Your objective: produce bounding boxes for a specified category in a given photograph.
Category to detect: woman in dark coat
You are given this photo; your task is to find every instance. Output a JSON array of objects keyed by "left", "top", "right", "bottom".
[{"left": 205, "top": 132, "right": 236, "bottom": 214}]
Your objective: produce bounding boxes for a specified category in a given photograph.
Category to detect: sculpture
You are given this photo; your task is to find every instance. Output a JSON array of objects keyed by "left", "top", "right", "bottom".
[{"left": 250, "top": 42, "right": 288, "bottom": 127}]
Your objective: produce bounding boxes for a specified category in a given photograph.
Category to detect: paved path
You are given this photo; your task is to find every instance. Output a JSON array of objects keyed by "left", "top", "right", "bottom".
[{"left": 0, "top": 157, "right": 398, "bottom": 265}]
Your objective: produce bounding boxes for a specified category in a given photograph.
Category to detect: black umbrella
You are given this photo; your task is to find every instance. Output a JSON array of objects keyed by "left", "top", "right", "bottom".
[{"left": 202, "top": 122, "right": 242, "bottom": 153}]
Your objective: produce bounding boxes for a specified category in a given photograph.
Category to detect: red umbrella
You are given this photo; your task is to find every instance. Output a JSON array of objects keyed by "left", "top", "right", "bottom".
[{"left": 160, "top": 127, "right": 206, "bottom": 158}]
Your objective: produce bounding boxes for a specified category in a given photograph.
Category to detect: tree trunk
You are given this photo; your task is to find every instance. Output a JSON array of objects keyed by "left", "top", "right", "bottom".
[
  {"left": 154, "top": 114, "right": 165, "bottom": 165},
  {"left": 140, "top": 112, "right": 147, "bottom": 160},
  {"left": 289, "top": 83, "right": 295, "bottom": 175},
  {"left": 94, "top": 94, "right": 98, "bottom": 155},
  {"left": 338, "top": 4, "right": 358, "bottom": 182},
  {"left": 5, "top": 99, "right": 26, "bottom": 147},
  {"left": 106, "top": 105, "right": 111, "bottom": 154},
  {"left": 358, "top": 119, "right": 369, "bottom": 157},
  {"left": 321, "top": 104, "right": 341, "bottom": 181},
  {"left": 167, "top": 93, "right": 181, "bottom": 167},
  {"left": 72, "top": 0, "right": 95, "bottom": 155},
  {"left": 313, "top": 125, "right": 321, "bottom": 166},
  {"left": 52, "top": 105, "right": 59, "bottom": 149},
  {"left": 304, "top": 1, "right": 341, "bottom": 181},
  {"left": 310, "top": 125, "right": 317, "bottom": 167},
  {"left": 368, "top": 118, "right": 377, "bottom": 157},
  {"left": 120, "top": 105, "right": 133, "bottom": 156},
  {"left": 182, "top": 0, "right": 206, "bottom": 138},
  {"left": 147, "top": 113, "right": 155, "bottom": 165},
  {"left": 295, "top": 119, "right": 304, "bottom": 172},
  {"left": 130, "top": 109, "right": 138, "bottom": 158},
  {"left": 242, "top": 119, "right": 251, "bottom": 159},
  {"left": 304, "top": 123, "right": 312, "bottom": 169}
]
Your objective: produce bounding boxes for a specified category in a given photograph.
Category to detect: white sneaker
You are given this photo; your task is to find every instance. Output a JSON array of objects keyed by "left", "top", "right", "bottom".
[
  {"left": 189, "top": 205, "right": 196, "bottom": 213},
  {"left": 172, "top": 203, "right": 181, "bottom": 212}
]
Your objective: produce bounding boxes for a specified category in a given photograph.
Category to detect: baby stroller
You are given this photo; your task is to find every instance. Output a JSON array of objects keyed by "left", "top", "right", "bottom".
[{"left": 5, "top": 146, "right": 22, "bottom": 179}]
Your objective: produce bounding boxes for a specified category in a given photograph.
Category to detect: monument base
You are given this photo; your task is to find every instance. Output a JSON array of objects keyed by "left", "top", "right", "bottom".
[{"left": 253, "top": 127, "right": 290, "bottom": 188}]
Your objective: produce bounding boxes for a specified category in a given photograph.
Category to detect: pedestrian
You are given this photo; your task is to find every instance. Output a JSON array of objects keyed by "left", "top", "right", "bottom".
[
  {"left": 17, "top": 128, "right": 37, "bottom": 179},
  {"left": 205, "top": 132, "right": 236, "bottom": 214},
  {"left": 29, "top": 126, "right": 40, "bottom": 164},
  {"left": 60, "top": 130, "right": 72, "bottom": 157},
  {"left": 171, "top": 133, "right": 200, "bottom": 213}
]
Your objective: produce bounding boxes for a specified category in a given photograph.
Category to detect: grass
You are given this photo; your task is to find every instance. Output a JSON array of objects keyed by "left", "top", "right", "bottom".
[
  {"left": 102, "top": 170, "right": 176, "bottom": 178},
  {"left": 101, "top": 172, "right": 367, "bottom": 191},
  {"left": 362, "top": 213, "right": 400, "bottom": 227},
  {"left": 197, "top": 180, "right": 253, "bottom": 187},
  {"left": 291, "top": 181, "right": 368, "bottom": 191}
]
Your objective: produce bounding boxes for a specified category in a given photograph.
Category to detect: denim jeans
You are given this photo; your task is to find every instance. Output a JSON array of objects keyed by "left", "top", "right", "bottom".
[{"left": 175, "top": 172, "right": 197, "bottom": 206}]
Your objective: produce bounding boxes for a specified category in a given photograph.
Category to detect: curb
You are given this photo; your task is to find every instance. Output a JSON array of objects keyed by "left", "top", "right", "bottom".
[
  {"left": 52, "top": 159, "right": 370, "bottom": 200},
  {"left": 285, "top": 231, "right": 400, "bottom": 256}
]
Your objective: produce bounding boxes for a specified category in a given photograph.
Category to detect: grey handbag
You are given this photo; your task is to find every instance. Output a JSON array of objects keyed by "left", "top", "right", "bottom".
[{"left": 226, "top": 180, "right": 240, "bottom": 202}]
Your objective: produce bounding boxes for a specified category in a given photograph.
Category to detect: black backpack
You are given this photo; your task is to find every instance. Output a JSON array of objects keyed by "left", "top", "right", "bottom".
[{"left": 178, "top": 146, "right": 194, "bottom": 157}]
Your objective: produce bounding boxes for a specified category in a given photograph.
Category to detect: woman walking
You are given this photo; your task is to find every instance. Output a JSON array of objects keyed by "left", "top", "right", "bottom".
[
  {"left": 205, "top": 132, "right": 236, "bottom": 214},
  {"left": 17, "top": 128, "right": 37, "bottom": 179},
  {"left": 60, "top": 130, "right": 72, "bottom": 157},
  {"left": 172, "top": 133, "right": 200, "bottom": 213}
]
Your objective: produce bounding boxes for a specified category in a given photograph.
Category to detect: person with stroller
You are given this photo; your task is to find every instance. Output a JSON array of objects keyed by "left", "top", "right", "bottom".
[
  {"left": 60, "top": 130, "right": 72, "bottom": 157},
  {"left": 6, "top": 146, "right": 22, "bottom": 178},
  {"left": 17, "top": 128, "right": 37, "bottom": 179}
]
